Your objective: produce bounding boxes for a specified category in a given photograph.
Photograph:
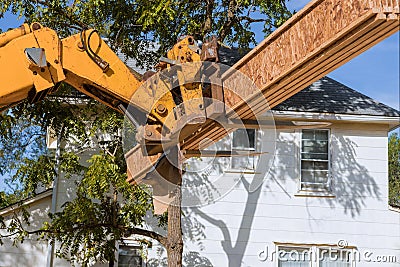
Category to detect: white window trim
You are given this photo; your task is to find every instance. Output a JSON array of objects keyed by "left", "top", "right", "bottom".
[
  {"left": 295, "top": 128, "right": 335, "bottom": 197},
  {"left": 117, "top": 239, "right": 146, "bottom": 267},
  {"left": 317, "top": 246, "right": 357, "bottom": 267},
  {"left": 226, "top": 129, "right": 259, "bottom": 173},
  {"left": 275, "top": 244, "right": 314, "bottom": 267},
  {"left": 275, "top": 243, "right": 357, "bottom": 267}
]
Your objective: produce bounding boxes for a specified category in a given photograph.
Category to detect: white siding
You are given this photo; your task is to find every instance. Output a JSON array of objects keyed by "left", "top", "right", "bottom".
[
  {"left": 0, "top": 196, "right": 51, "bottom": 267},
  {"left": 2, "top": 121, "right": 399, "bottom": 267},
  {"left": 147, "top": 122, "right": 400, "bottom": 267}
]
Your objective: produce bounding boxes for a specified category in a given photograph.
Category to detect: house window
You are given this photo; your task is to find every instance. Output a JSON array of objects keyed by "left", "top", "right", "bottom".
[
  {"left": 300, "top": 129, "right": 330, "bottom": 191},
  {"left": 278, "top": 247, "right": 311, "bottom": 267},
  {"left": 231, "top": 129, "right": 257, "bottom": 170},
  {"left": 118, "top": 245, "right": 143, "bottom": 267},
  {"left": 319, "top": 249, "right": 352, "bottom": 267},
  {"left": 277, "top": 245, "right": 354, "bottom": 267}
]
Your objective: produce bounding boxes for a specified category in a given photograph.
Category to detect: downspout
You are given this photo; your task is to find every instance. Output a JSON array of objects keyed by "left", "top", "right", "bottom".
[{"left": 46, "top": 125, "right": 63, "bottom": 267}]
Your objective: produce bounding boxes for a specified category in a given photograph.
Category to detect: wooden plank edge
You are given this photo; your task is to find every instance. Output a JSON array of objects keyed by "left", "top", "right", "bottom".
[
  {"left": 242, "top": 17, "right": 398, "bottom": 118},
  {"left": 183, "top": 16, "right": 399, "bottom": 150}
]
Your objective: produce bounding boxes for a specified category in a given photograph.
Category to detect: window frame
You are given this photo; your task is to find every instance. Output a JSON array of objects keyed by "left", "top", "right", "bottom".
[
  {"left": 117, "top": 241, "right": 145, "bottom": 267},
  {"left": 318, "top": 246, "right": 356, "bottom": 267},
  {"left": 275, "top": 243, "right": 356, "bottom": 267},
  {"left": 228, "top": 128, "right": 259, "bottom": 172},
  {"left": 297, "top": 128, "right": 333, "bottom": 195},
  {"left": 276, "top": 244, "right": 314, "bottom": 267}
]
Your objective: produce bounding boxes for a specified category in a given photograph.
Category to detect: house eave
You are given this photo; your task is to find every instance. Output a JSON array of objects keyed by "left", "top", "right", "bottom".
[
  {"left": 272, "top": 110, "right": 400, "bottom": 130},
  {"left": 0, "top": 189, "right": 53, "bottom": 216},
  {"left": 389, "top": 205, "right": 400, "bottom": 213}
]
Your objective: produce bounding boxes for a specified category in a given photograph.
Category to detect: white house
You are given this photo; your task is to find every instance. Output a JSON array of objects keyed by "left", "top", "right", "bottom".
[
  {"left": 0, "top": 75, "right": 399, "bottom": 267},
  {"left": 166, "top": 76, "right": 400, "bottom": 267}
]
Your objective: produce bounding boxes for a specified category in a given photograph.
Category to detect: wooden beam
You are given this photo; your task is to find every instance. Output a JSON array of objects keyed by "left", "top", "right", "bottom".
[
  {"left": 182, "top": 150, "right": 266, "bottom": 158},
  {"left": 182, "top": 0, "right": 399, "bottom": 150},
  {"left": 126, "top": 145, "right": 161, "bottom": 185},
  {"left": 127, "top": 0, "right": 399, "bottom": 182}
]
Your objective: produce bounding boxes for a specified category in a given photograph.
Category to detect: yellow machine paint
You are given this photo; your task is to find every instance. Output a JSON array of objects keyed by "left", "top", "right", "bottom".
[
  {"left": 0, "top": 23, "right": 146, "bottom": 111},
  {"left": 0, "top": 24, "right": 209, "bottom": 149}
]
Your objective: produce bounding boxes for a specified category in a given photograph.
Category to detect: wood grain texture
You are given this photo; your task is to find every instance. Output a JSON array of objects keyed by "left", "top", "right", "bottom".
[
  {"left": 126, "top": 145, "right": 161, "bottom": 184},
  {"left": 182, "top": 0, "right": 399, "bottom": 151}
]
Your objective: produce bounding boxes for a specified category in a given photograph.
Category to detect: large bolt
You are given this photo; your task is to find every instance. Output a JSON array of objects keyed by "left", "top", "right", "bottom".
[
  {"left": 31, "top": 22, "right": 42, "bottom": 31},
  {"left": 156, "top": 104, "right": 167, "bottom": 115},
  {"left": 77, "top": 42, "right": 85, "bottom": 50},
  {"left": 146, "top": 131, "right": 153, "bottom": 137}
]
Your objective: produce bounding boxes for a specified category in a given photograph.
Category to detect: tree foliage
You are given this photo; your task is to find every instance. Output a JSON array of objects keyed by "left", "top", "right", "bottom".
[
  {"left": 389, "top": 133, "right": 400, "bottom": 206},
  {"left": 0, "top": 93, "right": 166, "bottom": 265},
  {"left": 44, "top": 152, "right": 155, "bottom": 265},
  {"left": 1, "top": 0, "right": 292, "bottom": 67},
  {"left": 0, "top": 0, "right": 292, "bottom": 265}
]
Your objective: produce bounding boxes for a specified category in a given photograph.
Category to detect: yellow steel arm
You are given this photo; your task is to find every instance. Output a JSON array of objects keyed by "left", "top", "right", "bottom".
[
  {"left": 0, "top": 23, "right": 219, "bottom": 157},
  {"left": 0, "top": 23, "right": 147, "bottom": 112},
  {"left": 0, "top": 23, "right": 63, "bottom": 109}
]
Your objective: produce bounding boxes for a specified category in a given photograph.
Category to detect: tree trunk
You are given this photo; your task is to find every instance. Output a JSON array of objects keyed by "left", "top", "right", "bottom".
[
  {"left": 166, "top": 147, "right": 183, "bottom": 267},
  {"left": 167, "top": 187, "right": 183, "bottom": 267}
]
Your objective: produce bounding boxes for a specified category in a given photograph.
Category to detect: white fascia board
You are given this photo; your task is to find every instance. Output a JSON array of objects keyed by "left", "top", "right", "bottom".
[
  {"left": 0, "top": 189, "right": 53, "bottom": 216},
  {"left": 272, "top": 110, "right": 400, "bottom": 128},
  {"left": 389, "top": 205, "right": 400, "bottom": 213}
]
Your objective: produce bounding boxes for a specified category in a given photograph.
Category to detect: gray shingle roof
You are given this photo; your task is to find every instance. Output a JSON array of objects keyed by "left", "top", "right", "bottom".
[
  {"left": 218, "top": 47, "right": 249, "bottom": 66},
  {"left": 218, "top": 47, "right": 399, "bottom": 117},
  {"left": 272, "top": 76, "right": 400, "bottom": 117}
]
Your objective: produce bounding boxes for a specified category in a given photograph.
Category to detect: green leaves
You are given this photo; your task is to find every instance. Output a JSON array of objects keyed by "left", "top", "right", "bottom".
[
  {"left": 80, "top": 153, "right": 123, "bottom": 199},
  {"left": 12, "top": 155, "right": 55, "bottom": 196},
  {"left": 1, "top": 0, "right": 292, "bottom": 68},
  {"left": 389, "top": 133, "right": 400, "bottom": 206},
  {"left": 60, "top": 152, "right": 86, "bottom": 179},
  {"left": 0, "top": 84, "right": 155, "bottom": 264},
  {"left": 41, "top": 150, "right": 153, "bottom": 265}
]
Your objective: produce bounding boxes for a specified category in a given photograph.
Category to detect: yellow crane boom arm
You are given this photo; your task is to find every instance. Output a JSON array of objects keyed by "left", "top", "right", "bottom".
[
  {"left": 0, "top": 23, "right": 144, "bottom": 112},
  {"left": 0, "top": 23, "right": 214, "bottom": 156},
  {"left": 0, "top": 23, "right": 223, "bottom": 214}
]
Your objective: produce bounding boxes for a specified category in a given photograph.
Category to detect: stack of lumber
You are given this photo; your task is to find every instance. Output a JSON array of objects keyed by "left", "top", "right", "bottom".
[{"left": 127, "top": 0, "right": 399, "bottom": 184}]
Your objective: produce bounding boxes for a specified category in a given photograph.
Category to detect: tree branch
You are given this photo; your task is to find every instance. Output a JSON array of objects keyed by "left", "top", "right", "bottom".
[
  {"left": 1, "top": 219, "right": 167, "bottom": 248},
  {"left": 0, "top": 228, "right": 52, "bottom": 239},
  {"left": 202, "top": 0, "right": 215, "bottom": 37},
  {"left": 35, "top": 0, "right": 88, "bottom": 29},
  {"left": 219, "top": 0, "right": 238, "bottom": 41},
  {"left": 239, "top": 16, "right": 267, "bottom": 24},
  {"left": 123, "top": 227, "right": 167, "bottom": 247}
]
